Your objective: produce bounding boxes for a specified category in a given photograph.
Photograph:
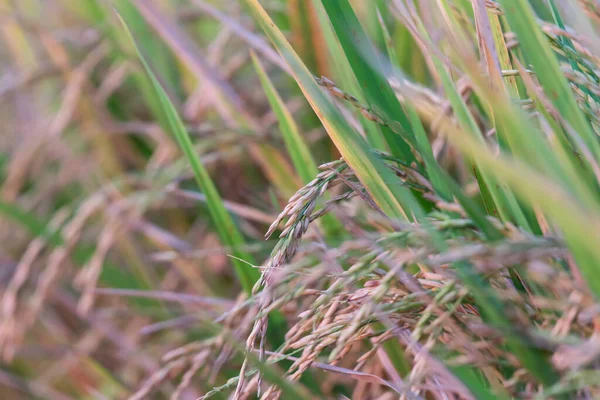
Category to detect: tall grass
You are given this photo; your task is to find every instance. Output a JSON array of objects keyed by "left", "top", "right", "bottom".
[{"left": 2, "top": 0, "right": 600, "bottom": 399}]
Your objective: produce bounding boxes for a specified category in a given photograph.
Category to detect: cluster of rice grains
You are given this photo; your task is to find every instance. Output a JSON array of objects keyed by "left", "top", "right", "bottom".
[{"left": 210, "top": 149, "right": 595, "bottom": 399}]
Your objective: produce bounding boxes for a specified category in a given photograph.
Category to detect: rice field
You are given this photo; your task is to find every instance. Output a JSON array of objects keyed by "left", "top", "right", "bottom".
[{"left": 2, "top": 0, "right": 600, "bottom": 399}]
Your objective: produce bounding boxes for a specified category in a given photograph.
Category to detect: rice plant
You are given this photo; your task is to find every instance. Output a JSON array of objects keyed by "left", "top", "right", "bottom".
[{"left": 2, "top": 0, "right": 600, "bottom": 399}]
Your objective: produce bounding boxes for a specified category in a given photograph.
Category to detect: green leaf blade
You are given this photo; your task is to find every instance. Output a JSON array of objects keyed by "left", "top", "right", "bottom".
[{"left": 117, "top": 12, "right": 259, "bottom": 293}]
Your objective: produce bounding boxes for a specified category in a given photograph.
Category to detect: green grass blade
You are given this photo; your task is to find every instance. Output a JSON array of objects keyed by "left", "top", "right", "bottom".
[
  {"left": 372, "top": 10, "right": 564, "bottom": 383},
  {"left": 76, "top": 0, "right": 177, "bottom": 133},
  {"left": 426, "top": 0, "right": 593, "bottom": 207},
  {"left": 421, "top": 2, "right": 534, "bottom": 228},
  {"left": 245, "top": 0, "right": 424, "bottom": 221},
  {"left": 111, "top": 0, "right": 181, "bottom": 95},
  {"left": 375, "top": 12, "right": 450, "bottom": 201},
  {"left": 311, "top": 0, "right": 387, "bottom": 150},
  {"left": 449, "top": 359, "right": 511, "bottom": 399},
  {"left": 252, "top": 53, "right": 346, "bottom": 238},
  {"left": 496, "top": 0, "right": 600, "bottom": 163},
  {"left": 481, "top": 5, "right": 542, "bottom": 234},
  {"left": 432, "top": 57, "right": 507, "bottom": 220},
  {"left": 251, "top": 54, "right": 319, "bottom": 184},
  {"left": 320, "top": 0, "right": 416, "bottom": 163},
  {"left": 441, "top": 115, "right": 600, "bottom": 297},
  {"left": 116, "top": 12, "right": 259, "bottom": 293},
  {"left": 118, "top": 10, "right": 321, "bottom": 393},
  {"left": 374, "top": 15, "right": 501, "bottom": 237}
]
